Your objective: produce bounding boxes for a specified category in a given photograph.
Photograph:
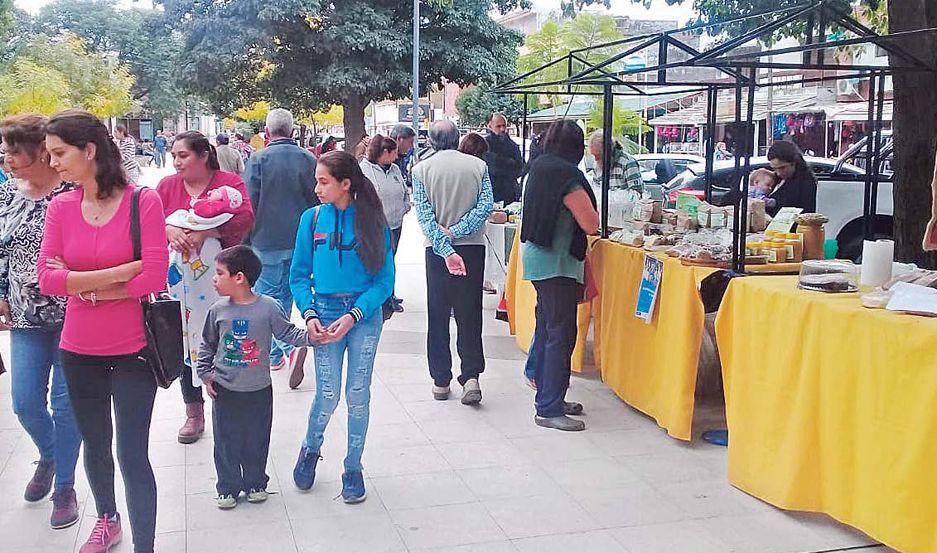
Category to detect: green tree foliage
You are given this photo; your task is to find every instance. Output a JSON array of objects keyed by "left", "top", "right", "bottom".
[
  {"left": 517, "top": 13, "right": 624, "bottom": 107},
  {"left": 37, "top": 0, "right": 186, "bottom": 119},
  {"left": 588, "top": 100, "right": 650, "bottom": 143},
  {"left": 0, "top": 34, "right": 134, "bottom": 117},
  {"left": 456, "top": 86, "right": 524, "bottom": 129},
  {"left": 158, "top": 0, "right": 528, "bottom": 152}
]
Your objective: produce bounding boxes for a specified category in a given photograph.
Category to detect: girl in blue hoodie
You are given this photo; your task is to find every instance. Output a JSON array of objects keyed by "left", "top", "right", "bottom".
[{"left": 289, "top": 150, "right": 394, "bottom": 503}]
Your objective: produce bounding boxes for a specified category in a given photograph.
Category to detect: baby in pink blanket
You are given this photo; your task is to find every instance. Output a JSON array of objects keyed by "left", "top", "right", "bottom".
[{"left": 165, "top": 185, "right": 246, "bottom": 231}]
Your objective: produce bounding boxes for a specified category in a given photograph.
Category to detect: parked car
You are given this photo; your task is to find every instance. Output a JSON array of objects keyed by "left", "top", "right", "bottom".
[
  {"left": 662, "top": 153, "right": 889, "bottom": 260},
  {"left": 635, "top": 153, "right": 706, "bottom": 200}
]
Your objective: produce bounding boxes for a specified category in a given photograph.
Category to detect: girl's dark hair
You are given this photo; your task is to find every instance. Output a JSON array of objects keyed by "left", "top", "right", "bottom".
[
  {"left": 767, "top": 140, "right": 810, "bottom": 175},
  {"left": 541, "top": 119, "right": 585, "bottom": 164},
  {"left": 366, "top": 134, "right": 397, "bottom": 164},
  {"left": 317, "top": 150, "right": 388, "bottom": 275},
  {"left": 0, "top": 114, "right": 47, "bottom": 159},
  {"left": 44, "top": 109, "right": 127, "bottom": 199},
  {"left": 458, "top": 133, "right": 489, "bottom": 159},
  {"left": 174, "top": 131, "right": 221, "bottom": 170}
]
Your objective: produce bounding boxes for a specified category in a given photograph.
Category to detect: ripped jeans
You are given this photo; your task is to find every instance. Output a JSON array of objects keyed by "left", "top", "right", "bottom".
[{"left": 303, "top": 294, "right": 383, "bottom": 472}]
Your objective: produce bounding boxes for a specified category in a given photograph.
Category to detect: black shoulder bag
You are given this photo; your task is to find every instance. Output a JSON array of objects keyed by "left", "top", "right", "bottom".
[{"left": 131, "top": 187, "right": 185, "bottom": 388}]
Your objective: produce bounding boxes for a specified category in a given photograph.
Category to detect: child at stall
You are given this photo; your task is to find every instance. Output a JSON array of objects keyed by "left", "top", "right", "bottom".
[
  {"left": 197, "top": 245, "right": 311, "bottom": 509},
  {"left": 749, "top": 168, "right": 779, "bottom": 199}
]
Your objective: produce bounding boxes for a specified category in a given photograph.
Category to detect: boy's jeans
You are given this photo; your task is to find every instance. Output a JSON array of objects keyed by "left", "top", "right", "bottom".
[
  {"left": 212, "top": 384, "right": 273, "bottom": 496},
  {"left": 10, "top": 328, "right": 82, "bottom": 490},
  {"left": 254, "top": 249, "right": 296, "bottom": 365},
  {"left": 304, "top": 294, "right": 382, "bottom": 472}
]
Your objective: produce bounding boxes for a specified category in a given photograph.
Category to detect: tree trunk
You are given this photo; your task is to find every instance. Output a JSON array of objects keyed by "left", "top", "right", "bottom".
[
  {"left": 343, "top": 97, "right": 367, "bottom": 154},
  {"left": 889, "top": 0, "right": 937, "bottom": 267}
]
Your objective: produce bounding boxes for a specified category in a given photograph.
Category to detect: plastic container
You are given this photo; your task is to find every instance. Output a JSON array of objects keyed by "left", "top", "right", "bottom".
[{"left": 797, "top": 260, "right": 859, "bottom": 293}]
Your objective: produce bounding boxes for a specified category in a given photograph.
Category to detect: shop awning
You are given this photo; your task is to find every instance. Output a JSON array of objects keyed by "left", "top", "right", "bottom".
[
  {"left": 649, "top": 87, "right": 837, "bottom": 126},
  {"left": 828, "top": 100, "right": 893, "bottom": 122}
]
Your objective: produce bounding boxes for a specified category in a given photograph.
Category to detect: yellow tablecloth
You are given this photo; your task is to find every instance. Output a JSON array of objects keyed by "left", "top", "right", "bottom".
[
  {"left": 716, "top": 276, "right": 937, "bottom": 553},
  {"left": 504, "top": 232, "right": 591, "bottom": 372},
  {"left": 590, "top": 241, "right": 716, "bottom": 440}
]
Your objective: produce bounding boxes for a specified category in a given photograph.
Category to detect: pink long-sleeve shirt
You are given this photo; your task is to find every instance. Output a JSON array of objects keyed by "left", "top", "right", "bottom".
[{"left": 38, "top": 186, "right": 169, "bottom": 356}]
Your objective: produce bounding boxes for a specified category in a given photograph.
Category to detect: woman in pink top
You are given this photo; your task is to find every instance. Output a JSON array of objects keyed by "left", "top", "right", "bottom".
[
  {"left": 156, "top": 131, "right": 254, "bottom": 444},
  {"left": 38, "top": 110, "right": 168, "bottom": 553}
]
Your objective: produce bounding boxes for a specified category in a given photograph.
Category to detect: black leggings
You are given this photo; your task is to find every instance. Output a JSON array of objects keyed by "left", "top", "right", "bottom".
[
  {"left": 179, "top": 363, "right": 204, "bottom": 405},
  {"left": 62, "top": 350, "right": 157, "bottom": 553}
]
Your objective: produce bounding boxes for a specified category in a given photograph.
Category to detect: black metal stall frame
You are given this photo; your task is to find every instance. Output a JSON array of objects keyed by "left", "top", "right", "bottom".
[{"left": 493, "top": 0, "right": 937, "bottom": 273}]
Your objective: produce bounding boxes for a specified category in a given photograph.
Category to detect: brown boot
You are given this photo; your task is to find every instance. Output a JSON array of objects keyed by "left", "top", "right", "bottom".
[{"left": 178, "top": 402, "right": 205, "bottom": 444}]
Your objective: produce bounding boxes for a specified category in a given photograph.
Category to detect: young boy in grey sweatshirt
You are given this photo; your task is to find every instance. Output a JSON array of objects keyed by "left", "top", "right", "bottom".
[{"left": 197, "top": 246, "right": 310, "bottom": 509}]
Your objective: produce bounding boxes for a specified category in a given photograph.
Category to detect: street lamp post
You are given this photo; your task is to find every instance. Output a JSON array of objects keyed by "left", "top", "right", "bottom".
[{"left": 412, "top": 0, "right": 420, "bottom": 138}]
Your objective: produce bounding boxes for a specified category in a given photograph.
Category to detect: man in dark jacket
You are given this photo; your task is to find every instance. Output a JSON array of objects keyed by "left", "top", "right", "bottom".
[
  {"left": 244, "top": 108, "right": 319, "bottom": 382},
  {"left": 483, "top": 113, "right": 524, "bottom": 205}
]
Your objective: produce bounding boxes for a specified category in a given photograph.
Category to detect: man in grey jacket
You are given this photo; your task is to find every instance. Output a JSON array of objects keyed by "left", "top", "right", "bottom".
[{"left": 244, "top": 108, "right": 319, "bottom": 382}]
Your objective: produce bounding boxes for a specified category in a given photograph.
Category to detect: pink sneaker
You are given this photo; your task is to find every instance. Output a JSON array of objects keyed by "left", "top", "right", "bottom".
[{"left": 79, "top": 513, "right": 122, "bottom": 553}]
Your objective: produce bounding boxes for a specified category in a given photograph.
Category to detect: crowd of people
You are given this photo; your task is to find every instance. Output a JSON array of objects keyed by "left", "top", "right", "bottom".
[{"left": 0, "top": 102, "right": 613, "bottom": 553}]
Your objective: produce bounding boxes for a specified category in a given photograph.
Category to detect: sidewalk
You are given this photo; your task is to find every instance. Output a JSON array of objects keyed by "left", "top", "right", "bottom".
[{"left": 0, "top": 169, "right": 892, "bottom": 552}]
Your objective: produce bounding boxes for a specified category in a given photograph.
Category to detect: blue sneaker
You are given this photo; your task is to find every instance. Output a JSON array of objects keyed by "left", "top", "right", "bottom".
[
  {"left": 341, "top": 471, "right": 366, "bottom": 504},
  {"left": 293, "top": 446, "right": 320, "bottom": 491}
]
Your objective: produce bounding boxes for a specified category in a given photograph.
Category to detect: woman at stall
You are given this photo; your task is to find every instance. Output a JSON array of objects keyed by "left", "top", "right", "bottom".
[
  {"left": 0, "top": 114, "right": 81, "bottom": 530},
  {"left": 520, "top": 119, "right": 599, "bottom": 432},
  {"left": 766, "top": 140, "right": 817, "bottom": 216},
  {"left": 289, "top": 150, "right": 394, "bottom": 502},
  {"left": 39, "top": 109, "right": 169, "bottom": 553},
  {"left": 359, "top": 134, "right": 409, "bottom": 313},
  {"left": 156, "top": 131, "right": 255, "bottom": 445}
]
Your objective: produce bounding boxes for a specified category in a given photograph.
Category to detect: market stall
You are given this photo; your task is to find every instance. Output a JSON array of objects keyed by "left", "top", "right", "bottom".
[{"left": 716, "top": 275, "right": 937, "bottom": 553}]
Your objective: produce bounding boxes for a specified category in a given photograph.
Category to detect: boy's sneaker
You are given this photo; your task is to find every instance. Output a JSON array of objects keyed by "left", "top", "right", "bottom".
[
  {"left": 216, "top": 494, "right": 237, "bottom": 510},
  {"left": 271, "top": 356, "right": 287, "bottom": 371},
  {"left": 50, "top": 487, "right": 79, "bottom": 529},
  {"left": 25, "top": 459, "right": 54, "bottom": 502},
  {"left": 432, "top": 385, "right": 450, "bottom": 400},
  {"left": 341, "top": 471, "right": 367, "bottom": 504},
  {"left": 293, "top": 446, "right": 320, "bottom": 491},
  {"left": 79, "top": 513, "right": 122, "bottom": 553},
  {"left": 247, "top": 488, "right": 269, "bottom": 503}
]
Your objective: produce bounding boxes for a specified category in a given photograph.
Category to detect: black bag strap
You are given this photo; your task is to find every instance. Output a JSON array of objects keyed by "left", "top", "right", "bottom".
[{"left": 130, "top": 186, "right": 143, "bottom": 262}]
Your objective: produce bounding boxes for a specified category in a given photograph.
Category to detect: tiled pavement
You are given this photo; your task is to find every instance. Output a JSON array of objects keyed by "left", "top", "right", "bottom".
[{"left": 0, "top": 202, "right": 894, "bottom": 552}]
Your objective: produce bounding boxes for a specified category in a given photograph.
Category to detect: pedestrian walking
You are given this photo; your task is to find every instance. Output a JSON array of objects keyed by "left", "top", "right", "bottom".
[
  {"left": 197, "top": 246, "right": 310, "bottom": 510},
  {"left": 215, "top": 133, "right": 245, "bottom": 175},
  {"left": 153, "top": 130, "right": 168, "bottom": 168},
  {"left": 289, "top": 150, "right": 395, "bottom": 503},
  {"left": 243, "top": 108, "right": 318, "bottom": 388},
  {"left": 39, "top": 109, "right": 170, "bottom": 553},
  {"left": 113, "top": 124, "right": 141, "bottom": 185},
  {"left": 413, "top": 120, "right": 493, "bottom": 404},
  {"left": 359, "top": 134, "right": 410, "bottom": 313},
  {"left": 484, "top": 112, "right": 524, "bottom": 205},
  {"left": 390, "top": 124, "right": 417, "bottom": 185},
  {"left": 233, "top": 133, "right": 253, "bottom": 161},
  {"left": 158, "top": 131, "right": 254, "bottom": 445},
  {"left": 521, "top": 119, "right": 598, "bottom": 432},
  {"left": 0, "top": 114, "right": 81, "bottom": 530}
]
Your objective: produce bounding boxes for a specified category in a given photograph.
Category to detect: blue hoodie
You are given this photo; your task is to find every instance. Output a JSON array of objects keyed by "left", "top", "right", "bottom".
[{"left": 289, "top": 203, "right": 395, "bottom": 323}]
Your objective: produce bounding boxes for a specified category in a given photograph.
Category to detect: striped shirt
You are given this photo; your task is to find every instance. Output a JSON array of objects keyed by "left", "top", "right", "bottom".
[
  {"left": 116, "top": 136, "right": 142, "bottom": 184},
  {"left": 593, "top": 147, "right": 644, "bottom": 194}
]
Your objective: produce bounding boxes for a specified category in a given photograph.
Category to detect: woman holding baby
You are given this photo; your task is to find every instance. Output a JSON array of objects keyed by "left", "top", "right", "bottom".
[{"left": 156, "top": 131, "right": 255, "bottom": 444}]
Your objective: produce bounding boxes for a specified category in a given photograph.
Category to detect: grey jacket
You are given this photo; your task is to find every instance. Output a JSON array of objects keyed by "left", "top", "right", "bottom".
[
  {"left": 244, "top": 138, "right": 319, "bottom": 250},
  {"left": 359, "top": 159, "right": 410, "bottom": 229},
  {"left": 216, "top": 144, "right": 245, "bottom": 175}
]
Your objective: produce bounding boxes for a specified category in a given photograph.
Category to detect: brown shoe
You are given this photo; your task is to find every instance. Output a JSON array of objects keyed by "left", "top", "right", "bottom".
[
  {"left": 177, "top": 402, "right": 205, "bottom": 444},
  {"left": 289, "top": 347, "right": 308, "bottom": 390}
]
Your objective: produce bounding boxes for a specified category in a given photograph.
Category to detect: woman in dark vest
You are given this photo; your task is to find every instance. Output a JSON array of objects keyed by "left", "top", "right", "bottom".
[{"left": 520, "top": 119, "right": 598, "bottom": 432}]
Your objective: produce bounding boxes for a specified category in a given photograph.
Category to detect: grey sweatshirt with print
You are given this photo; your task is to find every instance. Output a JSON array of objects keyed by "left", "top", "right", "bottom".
[{"left": 197, "top": 295, "right": 309, "bottom": 392}]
